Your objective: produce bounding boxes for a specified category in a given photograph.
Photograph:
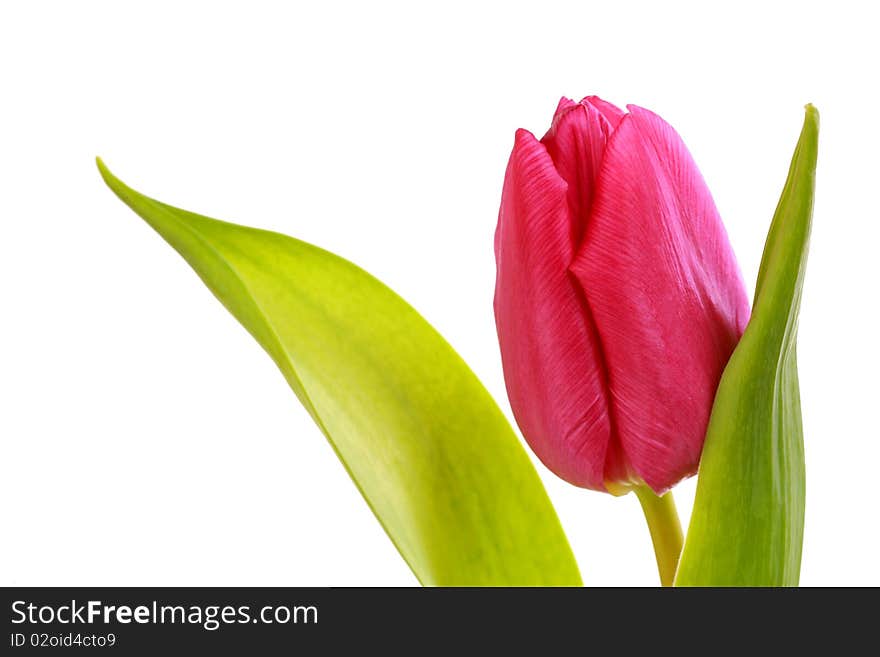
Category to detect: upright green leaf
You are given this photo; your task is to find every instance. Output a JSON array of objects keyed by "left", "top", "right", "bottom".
[
  {"left": 676, "top": 106, "right": 818, "bottom": 586},
  {"left": 97, "top": 160, "right": 581, "bottom": 586}
]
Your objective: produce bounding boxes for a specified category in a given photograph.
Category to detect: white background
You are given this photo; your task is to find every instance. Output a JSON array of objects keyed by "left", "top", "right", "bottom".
[{"left": 2, "top": 1, "right": 877, "bottom": 586}]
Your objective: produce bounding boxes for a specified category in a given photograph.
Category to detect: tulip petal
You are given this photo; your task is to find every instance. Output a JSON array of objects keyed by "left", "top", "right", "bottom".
[
  {"left": 542, "top": 99, "right": 614, "bottom": 246},
  {"left": 494, "top": 129, "right": 613, "bottom": 490},
  {"left": 583, "top": 96, "right": 626, "bottom": 130},
  {"left": 570, "top": 106, "right": 750, "bottom": 493}
]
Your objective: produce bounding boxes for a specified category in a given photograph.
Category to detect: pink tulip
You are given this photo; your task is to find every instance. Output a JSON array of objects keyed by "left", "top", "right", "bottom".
[{"left": 494, "top": 96, "right": 750, "bottom": 494}]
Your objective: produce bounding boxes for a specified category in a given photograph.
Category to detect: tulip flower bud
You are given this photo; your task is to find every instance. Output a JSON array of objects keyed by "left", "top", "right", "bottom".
[{"left": 494, "top": 97, "right": 749, "bottom": 495}]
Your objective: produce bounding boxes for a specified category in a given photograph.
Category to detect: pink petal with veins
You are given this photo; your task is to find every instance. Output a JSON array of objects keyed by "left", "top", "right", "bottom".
[{"left": 570, "top": 105, "right": 750, "bottom": 493}]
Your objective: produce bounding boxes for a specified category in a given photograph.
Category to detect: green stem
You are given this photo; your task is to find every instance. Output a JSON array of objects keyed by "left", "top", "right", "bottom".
[{"left": 634, "top": 486, "right": 683, "bottom": 587}]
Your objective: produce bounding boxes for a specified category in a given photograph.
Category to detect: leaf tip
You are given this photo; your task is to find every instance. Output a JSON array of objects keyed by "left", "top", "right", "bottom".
[
  {"left": 803, "top": 103, "right": 819, "bottom": 123},
  {"left": 96, "top": 158, "right": 141, "bottom": 210},
  {"left": 800, "top": 104, "right": 820, "bottom": 149},
  {"left": 95, "top": 156, "right": 122, "bottom": 190},
  {"left": 791, "top": 103, "right": 819, "bottom": 188}
]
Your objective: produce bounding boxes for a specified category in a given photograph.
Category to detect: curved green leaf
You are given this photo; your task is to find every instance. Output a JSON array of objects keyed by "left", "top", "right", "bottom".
[
  {"left": 97, "top": 160, "right": 581, "bottom": 586},
  {"left": 676, "top": 106, "right": 818, "bottom": 586}
]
